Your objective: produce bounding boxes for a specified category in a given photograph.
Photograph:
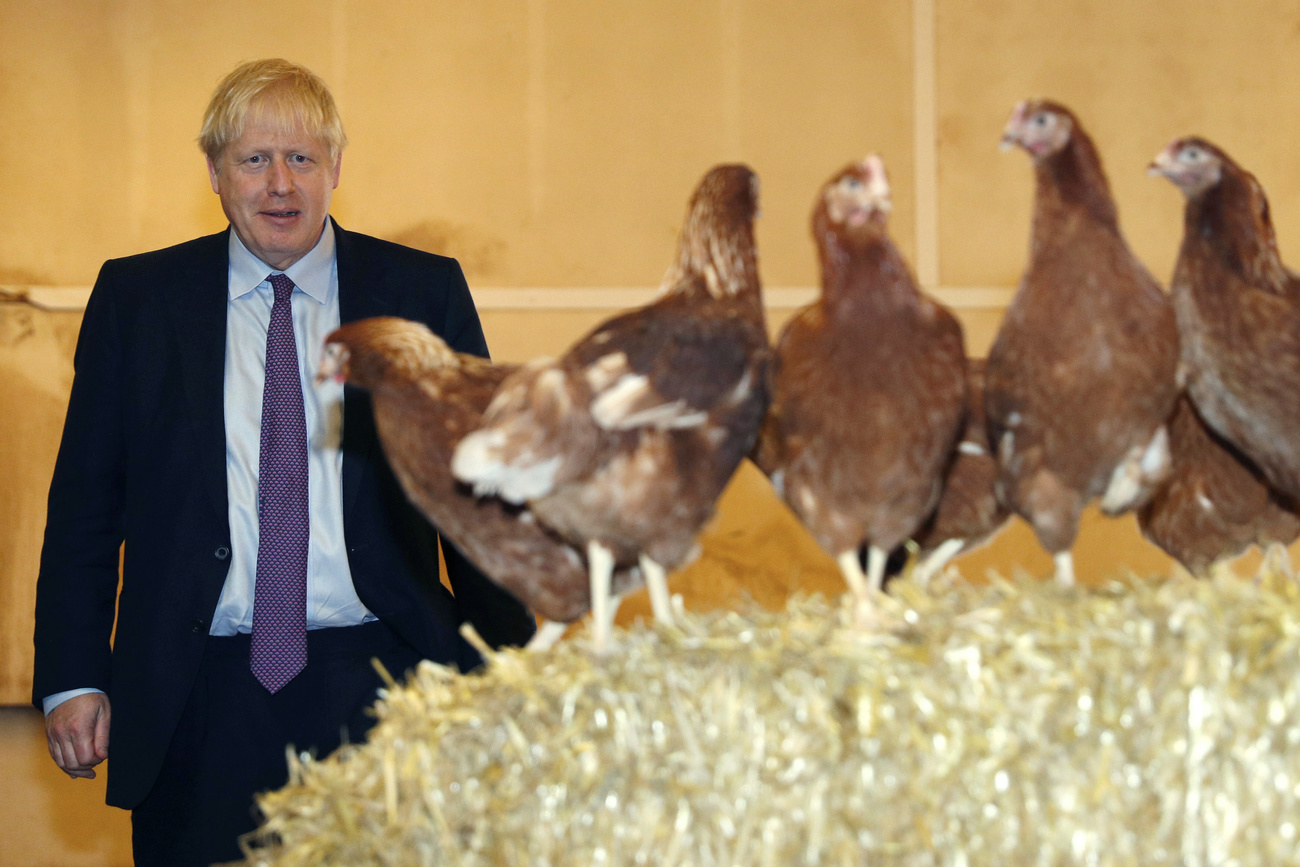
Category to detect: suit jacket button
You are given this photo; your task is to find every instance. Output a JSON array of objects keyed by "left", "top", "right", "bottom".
[
  {"left": 190, "top": 619, "right": 207, "bottom": 634},
  {"left": 214, "top": 546, "right": 230, "bottom": 560}
]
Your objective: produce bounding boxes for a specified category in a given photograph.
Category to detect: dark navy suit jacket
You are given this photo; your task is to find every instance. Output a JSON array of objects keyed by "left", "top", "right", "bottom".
[{"left": 32, "top": 222, "right": 536, "bottom": 808}]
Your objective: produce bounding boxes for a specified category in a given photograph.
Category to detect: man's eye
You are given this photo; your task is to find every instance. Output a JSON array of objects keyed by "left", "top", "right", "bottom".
[
  {"left": 290, "top": 154, "right": 309, "bottom": 164},
  {"left": 247, "top": 155, "right": 263, "bottom": 165}
]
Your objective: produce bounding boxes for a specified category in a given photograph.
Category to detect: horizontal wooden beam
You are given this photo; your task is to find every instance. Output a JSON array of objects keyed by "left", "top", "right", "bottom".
[{"left": 1, "top": 284, "right": 1017, "bottom": 313}]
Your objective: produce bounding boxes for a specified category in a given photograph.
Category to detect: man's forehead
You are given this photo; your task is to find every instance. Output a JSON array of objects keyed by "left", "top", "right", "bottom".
[{"left": 226, "top": 120, "right": 327, "bottom": 154}]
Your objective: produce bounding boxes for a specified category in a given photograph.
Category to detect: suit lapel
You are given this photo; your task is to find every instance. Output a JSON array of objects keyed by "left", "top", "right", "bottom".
[{"left": 169, "top": 230, "right": 233, "bottom": 525}]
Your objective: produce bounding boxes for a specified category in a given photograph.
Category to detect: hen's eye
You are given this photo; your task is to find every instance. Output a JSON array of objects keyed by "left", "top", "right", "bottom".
[
  {"left": 842, "top": 177, "right": 863, "bottom": 192},
  {"left": 1180, "top": 147, "right": 1203, "bottom": 163},
  {"left": 1031, "top": 113, "right": 1050, "bottom": 128}
]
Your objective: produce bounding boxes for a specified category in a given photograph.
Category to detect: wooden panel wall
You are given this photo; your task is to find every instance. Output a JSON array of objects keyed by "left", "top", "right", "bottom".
[{"left": 0, "top": 304, "right": 80, "bottom": 704}]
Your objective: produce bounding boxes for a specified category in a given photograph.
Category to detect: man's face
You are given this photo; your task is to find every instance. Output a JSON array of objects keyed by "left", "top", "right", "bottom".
[{"left": 207, "top": 117, "right": 341, "bottom": 271}]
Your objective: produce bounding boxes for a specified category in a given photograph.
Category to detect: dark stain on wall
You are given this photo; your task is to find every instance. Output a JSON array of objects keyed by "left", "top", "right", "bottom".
[{"left": 386, "top": 220, "right": 508, "bottom": 282}]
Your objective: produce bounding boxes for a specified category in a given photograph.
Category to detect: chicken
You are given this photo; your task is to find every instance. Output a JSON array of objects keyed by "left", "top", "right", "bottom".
[
  {"left": 753, "top": 155, "right": 967, "bottom": 617},
  {"left": 1137, "top": 395, "right": 1300, "bottom": 577},
  {"left": 987, "top": 99, "right": 1180, "bottom": 587},
  {"left": 908, "top": 358, "right": 1010, "bottom": 586},
  {"left": 451, "top": 164, "right": 769, "bottom": 652},
  {"left": 318, "top": 317, "right": 641, "bottom": 651},
  {"left": 1148, "top": 136, "right": 1300, "bottom": 504}
]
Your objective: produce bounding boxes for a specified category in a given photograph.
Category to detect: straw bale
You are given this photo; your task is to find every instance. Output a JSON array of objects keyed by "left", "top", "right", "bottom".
[{"left": 238, "top": 562, "right": 1300, "bottom": 866}]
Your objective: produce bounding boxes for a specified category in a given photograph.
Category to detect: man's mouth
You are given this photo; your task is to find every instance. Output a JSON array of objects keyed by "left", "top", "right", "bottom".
[{"left": 262, "top": 209, "right": 300, "bottom": 218}]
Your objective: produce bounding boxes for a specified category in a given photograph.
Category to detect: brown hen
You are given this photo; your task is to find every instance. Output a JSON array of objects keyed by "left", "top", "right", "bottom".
[
  {"left": 452, "top": 164, "right": 769, "bottom": 651},
  {"left": 318, "top": 318, "right": 642, "bottom": 651},
  {"left": 908, "top": 358, "right": 1010, "bottom": 586},
  {"left": 987, "top": 99, "right": 1180, "bottom": 587},
  {"left": 754, "top": 156, "right": 966, "bottom": 616},
  {"left": 1149, "top": 137, "right": 1300, "bottom": 504},
  {"left": 1138, "top": 395, "right": 1299, "bottom": 577}
]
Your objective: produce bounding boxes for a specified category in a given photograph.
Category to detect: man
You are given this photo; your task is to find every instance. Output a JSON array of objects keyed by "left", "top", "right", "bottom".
[{"left": 32, "top": 58, "right": 536, "bottom": 866}]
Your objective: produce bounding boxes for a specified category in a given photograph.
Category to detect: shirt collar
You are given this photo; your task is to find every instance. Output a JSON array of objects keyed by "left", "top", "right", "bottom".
[{"left": 227, "top": 217, "right": 336, "bottom": 304}]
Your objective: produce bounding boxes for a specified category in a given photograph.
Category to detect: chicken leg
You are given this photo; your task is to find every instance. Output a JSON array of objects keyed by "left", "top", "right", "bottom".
[
  {"left": 838, "top": 545, "right": 891, "bottom": 625},
  {"left": 1053, "top": 550, "right": 1075, "bottom": 588},
  {"left": 525, "top": 620, "right": 570, "bottom": 653},
  {"left": 640, "top": 554, "right": 676, "bottom": 627},
  {"left": 912, "top": 537, "right": 966, "bottom": 589},
  {"left": 587, "top": 540, "right": 616, "bottom": 653}
]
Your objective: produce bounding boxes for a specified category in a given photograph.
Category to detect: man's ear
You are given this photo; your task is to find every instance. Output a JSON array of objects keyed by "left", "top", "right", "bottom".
[{"left": 207, "top": 157, "right": 221, "bottom": 194}]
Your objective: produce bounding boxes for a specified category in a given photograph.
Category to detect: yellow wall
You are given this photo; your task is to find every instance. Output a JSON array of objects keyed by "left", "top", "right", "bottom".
[
  {"left": 4, "top": 2, "right": 1300, "bottom": 862},
  {"left": 0, "top": 0, "right": 916, "bottom": 289}
]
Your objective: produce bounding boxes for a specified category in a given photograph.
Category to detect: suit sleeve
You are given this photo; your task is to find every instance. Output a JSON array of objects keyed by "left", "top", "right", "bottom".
[
  {"left": 32, "top": 263, "right": 128, "bottom": 706},
  {"left": 439, "top": 260, "right": 492, "bottom": 360}
]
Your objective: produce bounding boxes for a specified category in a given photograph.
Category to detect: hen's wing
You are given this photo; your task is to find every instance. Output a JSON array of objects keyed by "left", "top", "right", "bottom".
[
  {"left": 452, "top": 291, "right": 766, "bottom": 503},
  {"left": 574, "top": 293, "right": 766, "bottom": 431},
  {"left": 449, "top": 354, "right": 604, "bottom": 504}
]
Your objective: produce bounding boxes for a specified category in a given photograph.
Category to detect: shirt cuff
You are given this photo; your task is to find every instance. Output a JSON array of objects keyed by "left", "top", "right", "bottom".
[{"left": 42, "top": 688, "right": 107, "bottom": 716}]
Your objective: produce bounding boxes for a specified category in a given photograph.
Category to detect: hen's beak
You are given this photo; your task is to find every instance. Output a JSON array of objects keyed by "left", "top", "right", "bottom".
[
  {"left": 316, "top": 342, "right": 349, "bottom": 384},
  {"left": 862, "top": 154, "right": 892, "bottom": 214},
  {"left": 1147, "top": 147, "right": 1176, "bottom": 179},
  {"left": 1000, "top": 100, "right": 1027, "bottom": 152}
]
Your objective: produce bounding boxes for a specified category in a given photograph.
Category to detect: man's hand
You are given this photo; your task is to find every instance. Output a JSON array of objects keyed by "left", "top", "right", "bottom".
[{"left": 45, "top": 692, "right": 111, "bottom": 779}]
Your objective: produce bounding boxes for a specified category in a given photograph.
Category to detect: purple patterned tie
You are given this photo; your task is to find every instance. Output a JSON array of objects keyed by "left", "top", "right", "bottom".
[{"left": 249, "top": 272, "right": 309, "bottom": 693}]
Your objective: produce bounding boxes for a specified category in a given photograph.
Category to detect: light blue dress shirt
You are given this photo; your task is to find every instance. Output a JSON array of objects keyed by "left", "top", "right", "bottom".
[{"left": 211, "top": 218, "right": 374, "bottom": 635}]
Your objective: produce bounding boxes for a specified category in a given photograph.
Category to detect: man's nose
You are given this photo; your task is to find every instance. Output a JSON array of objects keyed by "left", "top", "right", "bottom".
[{"left": 267, "top": 158, "right": 294, "bottom": 195}]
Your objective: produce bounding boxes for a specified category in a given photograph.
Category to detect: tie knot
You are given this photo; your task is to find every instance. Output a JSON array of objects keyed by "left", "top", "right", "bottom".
[{"left": 268, "top": 273, "right": 295, "bottom": 303}]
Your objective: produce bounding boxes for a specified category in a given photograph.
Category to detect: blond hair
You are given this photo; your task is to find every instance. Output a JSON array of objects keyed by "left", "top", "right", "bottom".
[{"left": 198, "top": 58, "right": 347, "bottom": 164}]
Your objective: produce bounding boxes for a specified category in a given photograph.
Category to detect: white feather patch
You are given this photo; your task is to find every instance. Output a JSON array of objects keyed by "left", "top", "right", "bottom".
[
  {"left": 590, "top": 374, "right": 707, "bottom": 430},
  {"left": 1100, "top": 462, "right": 1142, "bottom": 515},
  {"left": 1100, "top": 427, "right": 1171, "bottom": 515},
  {"left": 723, "top": 368, "right": 754, "bottom": 407},
  {"left": 958, "top": 441, "right": 987, "bottom": 456},
  {"left": 998, "top": 431, "right": 1015, "bottom": 463},
  {"left": 451, "top": 429, "right": 561, "bottom": 503},
  {"left": 1139, "top": 426, "right": 1171, "bottom": 478},
  {"left": 584, "top": 352, "right": 630, "bottom": 392}
]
